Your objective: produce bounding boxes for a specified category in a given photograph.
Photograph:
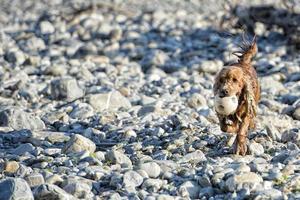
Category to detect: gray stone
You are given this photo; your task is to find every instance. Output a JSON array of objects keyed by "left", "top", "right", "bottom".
[
  {"left": 282, "top": 174, "right": 300, "bottom": 193},
  {"left": 156, "top": 194, "right": 174, "bottom": 200},
  {"left": 44, "top": 148, "right": 61, "bottom": 156},
  {"left": 46, "top": 132, "right": 70, "bottom": 143},
  {"left": 0, "top": 178, "right": 34, "bottom": 200},
  {"left": 141, "top": 178, "right": 166, "bottom": 192},
  {"left": 25, "top": 173, "right": 45, "bottom": 187},
  {"left": 44, "top": 65, "right": 67, "bottom": 76},
  {"left": 260, "top": 77, "right": 286, "bottom": 94},
  {"left": 45, "top": 174, "right": 63, "bottom": 185},
  {"left": 198, "top": 60, "right": 223, "bottom": 74},
  {"left": 34, "top": 184, "right": 76, "bottom": 200},
  {"left": 12, "top": 143, "right": 35, "bottom": 155},
  {"left": 4, "top": 49, "right": 26, "bottom": 65},
  {"left": 106, "top": 150, "right": 132, "bottom": 168},
  {"left": 225, "top": 172, "right": 263, "bottom": 192},
  {"left": 199, "top": 187, "right": 214, "bottom": 199},
  {"left": 139, "top": 162, "right": 161, "bottom": 178},
  {"left": 62, "top": 134, "right": 96, "bottom": 154},
  {"left": 69, "top": 103, "right": 94, "bottom": 119},
  {"left": 0, "top": 107, "right": 45, "bottom": 131},
  {"left": 88, "top": 91, "right": 131, "bottom": 112},
  {"left": 281, "top": 129, "right": 300, "bottom": 143},
  {"left": 187, "top": 93, "right": 207, "bottom": 109},
  {"left": 50, "top": 77, "right": 84, "bottom": 101},
  {"left": 179, "top": 181, "right": 201, "bottom": 199},
  {"left": 265, "top": 123, "right": 281, "bottom": 142},
  {"left": 63, "top": 182, "right": 92, "bottom": 199},
  {"left": 293, "top": 107, "right": 300, "bottom": 120},
  {"left": 123, "top": 170, "right": 144, "bottom": 187},
  {"left": 140, "top": 50, "right": 170, "bottom": 71},
  {"left": 249, "top": 142, "right": 264, "bottom": 156},
  {"left": 179, "top": 150, "right": 206, "bottom": 163},
  {"left": 253, "top": 189, "right": 283, "bottom": 200},
  {"left": 93, "top": 151, "right": 105, "bottom": 161},
  {"left": 39, "top": 21, "right": 55, "bottom": 34}
]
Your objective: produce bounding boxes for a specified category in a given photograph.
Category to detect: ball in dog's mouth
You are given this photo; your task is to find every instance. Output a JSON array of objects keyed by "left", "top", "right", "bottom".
[{"left": 214, "top": 95, "right": 238, "bottom": 116}]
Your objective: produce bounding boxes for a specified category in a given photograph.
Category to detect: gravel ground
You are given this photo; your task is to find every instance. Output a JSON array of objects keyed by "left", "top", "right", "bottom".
[{"left": 0, "top": 0, "right": 300, "bottom": 199}]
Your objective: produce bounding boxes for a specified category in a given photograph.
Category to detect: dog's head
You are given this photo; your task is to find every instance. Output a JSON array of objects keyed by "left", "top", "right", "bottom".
[{"left": 213, "top": 66, "right": 245, "bottom": 99}]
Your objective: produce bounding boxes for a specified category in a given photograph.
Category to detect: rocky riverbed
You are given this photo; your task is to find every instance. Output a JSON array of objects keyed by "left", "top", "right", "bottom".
[{"left": 0, "top": 0, "right": 300, "bottom": 199}]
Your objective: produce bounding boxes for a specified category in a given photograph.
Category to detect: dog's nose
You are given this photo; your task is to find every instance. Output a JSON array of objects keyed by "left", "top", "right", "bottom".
[{"left": 220, "top": 89, "right": 229, "bottom": 97}]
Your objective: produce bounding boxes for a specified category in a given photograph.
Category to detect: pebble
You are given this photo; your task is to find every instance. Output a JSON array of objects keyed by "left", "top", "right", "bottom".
[
  {"left": 0, "top": 178, "right": 34, "bottom": 200},
  {"left": 0, "top": 1, "right": 298, "bottom": 199},
  {"left": 62, "top": 134, "right": 96, "bottom": 154},
  {"left": 225, "top": 172, "right": 263, "bottom": 192},
  {"left": 33, "top": 184, "right": 76, "bottom": 200},
  {"left": 0, "top": 108, "right": 45, "bottom": 131},
  {"left": 139, "top": 162, "right": 161, "bottom": 178},
  {"left": 123, "top": 170, "right": 144, "bottom": 187},
  {"left": 249, "top": 142, "right": 264, "bottom": 156},
  {"left": 198, "top": 60, "right": 223, "bottom": 74},
  {"left": 25, "top": 173, "right": 45, "bottom": 187},
  {"left": 105, "top": 150, "right": 132, "bottom": 168},
  {"left": 88, "top": 91, "right": 131, "bottom": 112},
  {"left": 179, "top": 181, "right": 201, "bottom": 199},
  {"left": 4, "top": 161, "right": 20, "bottom": 174},
  {"left": 50, "top": 77, "right": 84, "bottom": 101},
  {"left": 63, "top": 182, "right": 92, "bottom": 199},
  {"left": 39, "top": 21, "right": 55, "bottom": 34},
  {"left": 179, "top": 150, "right": 206, "bottom": 163}
]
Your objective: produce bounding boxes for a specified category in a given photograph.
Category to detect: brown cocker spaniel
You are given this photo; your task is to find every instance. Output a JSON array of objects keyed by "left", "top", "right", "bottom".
[{"left": 213, "top": 36, "right": 260, "bottom": 156}]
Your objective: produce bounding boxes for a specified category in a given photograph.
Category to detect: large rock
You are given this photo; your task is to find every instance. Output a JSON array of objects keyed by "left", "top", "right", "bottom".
[
  {"left": 198, "top": 60, "right": 223, "bottom": 74},
  {"left": 105, "top": 150, "right": 132, "bottom": 168},
  {"left": 293, "top": 107, "right": 300, "bottom": 120},
  {"left": 179, "top": 150, "right": 207, "bottom": 164},
  {"left": 39, "top": 21, "right": 55, "bottom": 34},
  {"left": 253, "top": 189, "right": 283, "bottom": 200},
  {"left": 12, "top": 143, "right": 35, "bottom": 155},
  {"left": 50, "top": 77, "right": 84, "bottom": 101},
  {"left": 0, "top": 178, "right": 34, "bottom": 200},
  {"left": 63, "top": 182, "right": 92, "bottom": 199},
  {"left": 140, "top": 50, "right": 170, "bottom": 72},
  {"left": 4, "top": 49, "right": 26, "bottom": 65},
  {"left": 187, "top": 93, "right": 207, "bottom": 109},
  {"left": 249, "top": 142, "right": 264, "bottom": 156},
  {"left": 33, "top": 184, "right": 76, "bottom": 200},
  {"left": 225, "top": 172, "right": 263, "bottom": 192},
  {"left": 260, "top": 77, "right": 286, "bottom": 94},
  {"left": 69, "top": 103, "right": 94, "bottom": 119},
  {"left": 179, "top": 181, "right": 201, "bottom": 199},
  {"left": 4, "top": 161, "right": 20, "bottom": 174},
  {"left": 88, "top": 91, "right": 131, "bottom": 112},
  {"left": 281, "top": 129, "right": 300, "bottom": 143},
  {"left": 123, "top": 170, "right": 144, "bottom": 187},
  {"left": 62, "top": 134, "right": 96, "bottom": 154},
  {"left": 0, "top": 107, "right": 45, "bottom": 131},
  {"left": 139, "top": 162, "right": 161, "bottom": 178},
  {"left": 25, "top": 173, "right": 45, "bottom": 188}
]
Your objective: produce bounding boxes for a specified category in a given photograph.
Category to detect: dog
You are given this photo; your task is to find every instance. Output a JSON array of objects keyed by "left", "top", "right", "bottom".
[{"left": 213, "top": 36, "right": 260, "bottom": 156}]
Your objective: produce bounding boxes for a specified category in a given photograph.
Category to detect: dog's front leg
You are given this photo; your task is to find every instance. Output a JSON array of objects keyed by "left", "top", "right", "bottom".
[{"left": 234, "top": 116, "right": 250, "bottom": 156}]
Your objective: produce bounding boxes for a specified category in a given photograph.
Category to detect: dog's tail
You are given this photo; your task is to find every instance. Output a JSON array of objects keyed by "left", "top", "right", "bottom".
[{"left": 233, "top": 35, "right": 257, "bottom": 65}]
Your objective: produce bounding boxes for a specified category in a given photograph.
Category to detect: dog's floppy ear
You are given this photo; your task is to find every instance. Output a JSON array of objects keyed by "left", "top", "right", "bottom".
[
  {"left": 213, "top": 75, "right": 220, "bottom": 95},
  {"left": 241, "top": 77, "right": 257, "bottom": 117}
]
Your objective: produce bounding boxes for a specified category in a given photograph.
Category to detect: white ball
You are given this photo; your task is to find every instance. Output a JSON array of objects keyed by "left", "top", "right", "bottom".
[{"left": 214, "top": 95, "right": 238, "bottom": 116}]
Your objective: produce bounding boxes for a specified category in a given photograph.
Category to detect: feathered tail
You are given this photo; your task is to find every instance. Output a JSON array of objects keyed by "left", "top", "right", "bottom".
[{"left": 233, "top": 35, "right": 257, "bottom": 65}]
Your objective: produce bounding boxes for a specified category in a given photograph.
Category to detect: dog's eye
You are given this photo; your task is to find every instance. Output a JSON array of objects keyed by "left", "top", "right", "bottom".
[{"left": 232, "top": 78, "right": 237, "bottom": 82}]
